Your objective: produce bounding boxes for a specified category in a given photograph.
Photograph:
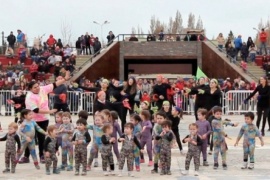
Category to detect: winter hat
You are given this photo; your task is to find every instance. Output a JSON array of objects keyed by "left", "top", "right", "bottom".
[
  {"left": 142, "top": 101, "right": 150, "bottom": 107},
  {"left": 163, "top": 101, "right": 170, "bottom": 106},
  {"left": 174, "top": 106, "right": 181, "bottom": 113}
]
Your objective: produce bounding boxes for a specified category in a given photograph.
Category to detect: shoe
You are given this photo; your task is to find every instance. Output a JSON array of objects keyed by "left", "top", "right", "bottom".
[
  {"left": 203, "top": 161, "right": 209, "bottom": 166},
  {"left": 128, "top": 172, "right": 134, "bottom": 177},
  {"left": 59, "top": 164, "right": 66, "bottom": 170},
  {"left": 222, "top": 163, "right": 227, "bottom": 170},
  {"left": 118, "top": 171, "right": 122, "bottom": 177},
  {"left": 140, "top": 159, "right": 145, "bottom": 163},
  {"left": 11, "top": 169, "right": 15, "bottom": 173},
  {"left": 19, "top": 157, "right": 30, "bottom": 164},
  {"left": 46, "top": 169, "right": 50, "bottom": 175},
  {"left": 181, "top": 170, "right": 188, "bottom": 175},
  {"left": 86, "top": 166, "right": 91, "bottom": 171},
  {"left": 94, "top": 162, "right": 98, "bottom": 167},
  {"left": 148, "top": 160, "right": 153, "bottom": 166},
  {"left": 35, "top": 164, "right": 40, "bottom": 170},
  {"left": 180, "top": 150, "right": 185, "bottom": 155},
  {"left": 194, "top": 170, "right": 199, "bottom": 176},
  {"left": 110, "top": 171, "right": 115, "bottom": 175},
  {"left": 81, "top": 171, "right": 87, "bottom": 176},
  {"left": 241, "top": 162, "right": 248, "bottom": 169},
  {"left": 261, "top": 131, "right": 265, "bottom": 136},
  {"left": 248, "top": 163, "right": 254, "bottom": 169},
  {"left": 104, "top": 172, "right": 109, "bottom": 176},
  {"left": 2, "top": 169, "right": 10, "bottom": 173},
  {"left": 75, "top": 171, "right": 79, "bottom": 175},
  {"left": 53, "top": 168, "right": 60, "bottom": 174},
  {"left": 135, "top": 165, "right": 140, "bottom": 172},
  {"left": 151, "top": 168, "right": 158, "bottom": 173},
  {"left": 208, "top": 151, "right": 212, "bottom": 155},
  {"left": 167, "top": 170, "right": 172, "bottom": 175},
  {"left": 66, "top": 165, "right": 73, "bottom": 171},
  {"left": 160, "top": 170, "right": 166, "bottom": 175},
  {"left": 40, "top": 156, "right": 45, "bottom": 164},
  {"left": 213, "top": 163, "right": 219, "bottom": 169}
]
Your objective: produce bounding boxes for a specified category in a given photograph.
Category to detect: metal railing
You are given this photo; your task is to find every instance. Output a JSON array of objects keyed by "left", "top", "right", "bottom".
[{"left": 0, "top": 90, "right": 257, "bottom": 116}]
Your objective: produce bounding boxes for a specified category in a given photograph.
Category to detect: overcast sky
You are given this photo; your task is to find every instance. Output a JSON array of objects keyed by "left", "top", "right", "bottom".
[{"left": 1, "top": 0, "right": 269, "bottom": 45}]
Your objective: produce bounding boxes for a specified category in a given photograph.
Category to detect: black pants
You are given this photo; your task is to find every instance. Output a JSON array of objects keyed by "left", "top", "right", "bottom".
[
  {"left": 53, "top": 103, "right": 70, "bottom": 112},
  {"left": 257, "top": 107, "right": 270, "bottom": 132},
  {"left": 24, "top": 120, "right": 49, "bottom": 158},
  {"left": 172, "top": 129, "right": 182, "bottom": 151},
  {"left": 120, "top": 104, "right": 134, "bottom": 133},
  {"left": 85, "top": 44, "right": 91, "bottom": 55}
]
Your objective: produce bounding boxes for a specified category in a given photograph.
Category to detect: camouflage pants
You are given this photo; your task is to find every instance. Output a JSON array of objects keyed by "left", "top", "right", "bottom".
[
  {"left": 160, "top": 148, "right": 171, "bottom": 171},
  {"left": 185, "top": 149, "right": 200, "bottom": 171},
  {"left": 119, "top": 149, "right": 134, "bottom": 171},
  {"left": 5, "top": 149, "right": 16, "bottom": 171},
  {"left": 45, "top": 153, "right": 58, "bottom": 169},
  {"left": 61, "top": 145, "right": 73, "bottom": 166},
  {"left": 75, "top": 146, "right": 87, "bottom": 172},
  {"left": 101, "top": 152, "right": 114, "bottom": 171}
]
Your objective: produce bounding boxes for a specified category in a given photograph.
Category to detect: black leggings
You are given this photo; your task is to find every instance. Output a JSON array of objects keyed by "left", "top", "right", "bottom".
[
  {"left": 257, "top": 107, "right": 269, "bottom": 132},
  {"left": 120, "top": 103, "right": 134, "bottom": 133},
  {"left": 172, "top": 129, "right": 183, "bottom": 151},
  {"left": 24, "top": 120, "right": 49, "bottom": 158}
]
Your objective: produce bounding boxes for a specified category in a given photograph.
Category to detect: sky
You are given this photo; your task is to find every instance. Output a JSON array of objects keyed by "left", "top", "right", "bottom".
[{"left": 1, "top": 0, "right": 270, "bottom": 46}]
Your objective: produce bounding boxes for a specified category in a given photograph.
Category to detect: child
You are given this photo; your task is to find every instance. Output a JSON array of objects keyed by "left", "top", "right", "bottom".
[
  {"left": 161, "top": 101, "right": 171, "bottom": 118},
  {"left": 44, "top": 125, "right": 60, "bottom": 175},
  {"left": 118, "top": 123, "right": 143, "bottom": 177},
  {"left": 78, "top": 110, "right": 89, "bottom": 121},
  {"left": 196, "top": 108, "right": 212, "bottom": 166},
  {"left": 17, "top": 109, "right": 47, "bottom": 169},
  {"left": 212, "top": 106, "right": 238, "bottom": 170},
  {"left": 110, "top": 111, "right": 122, "bottom": 164},
  {"left": 0, "top": 122, "right": 21, "bottom": 173},
  {"left": 72, "top": 118, "right": 91, "bottom": 176},
  {"left": 234, "top": 112, "right": 264, "bottom": 169},
  {"left": 139, "top": 110, "right": 153, "bottom": 166},
  {"left": 7, "top": 89, "right": 26, "bottom": 123},
  {"left": 182, "top": 123, "right": 202, "bottom": 176},
  {"left": 59, "top": 112, "right": 74, "bottom": 171},
  {"left": 156, "top": 120, "right": 174, "bottom": 175},
  {"left": 101, "top": 124, "right": 116, "bottom": 176},
  {"left": 130, "top": 114, "right": 142, "bottom": 171},
  {"left": 151, "top": 111, "right": 166, "bottom": 173},
  {"left": 55, "top": 111, "right": 63, "bottom": 148},
  {"left": 169, "top": 106, "right": 184, "bottom": 155},
  {"left": 87, "top": 114, "right": 104, "bottom": 170},
  {"left": 101, "top": 109, "right": 111, "bottom": 124}
]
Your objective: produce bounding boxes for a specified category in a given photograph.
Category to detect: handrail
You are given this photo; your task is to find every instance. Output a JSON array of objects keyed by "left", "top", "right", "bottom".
[{"left": 206, "top": 40, "right": 259, "bottom": 81}]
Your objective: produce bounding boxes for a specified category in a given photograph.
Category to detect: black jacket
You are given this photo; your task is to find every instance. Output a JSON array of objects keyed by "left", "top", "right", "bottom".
[
  {"left": 94, "top": 41, "right": 101, "bottom": 53},
  {"left": 85, "top": 35, "right": 90, "bottom": 45},
  {"left": 246, "top": 84, "right": 270, "bottom": 107},
  {"left": 7, "top": 35, "right": 16, "bottom": 45},
  {"left": 189, "top": 84, "right": 211, "bottom": 109}
]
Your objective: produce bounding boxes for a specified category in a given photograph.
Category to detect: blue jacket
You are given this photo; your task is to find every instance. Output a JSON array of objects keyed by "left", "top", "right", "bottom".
[
  {"left": 234, "top": 37, "right": 242, "bottom": 48},
  {"left": 17, "top": 33, "right": 24, "bottom": 42}
]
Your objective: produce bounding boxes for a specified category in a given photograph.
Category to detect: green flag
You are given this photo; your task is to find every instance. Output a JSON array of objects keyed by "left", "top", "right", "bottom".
[{"left": 196, "top": 67, "right": 207, "bottom": 80}]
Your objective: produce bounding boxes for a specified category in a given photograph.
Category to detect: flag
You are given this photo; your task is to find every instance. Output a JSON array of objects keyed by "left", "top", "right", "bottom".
[{"left": 196, "top": 67, "right": 207, "bottom": 80}]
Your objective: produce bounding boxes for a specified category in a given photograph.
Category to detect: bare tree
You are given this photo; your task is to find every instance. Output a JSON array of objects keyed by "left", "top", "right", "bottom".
[
  {"left": 196, "top": 16, "right": 203, "bottom": 30},
  {"left": 150, "top": 16, "right": 156, "bottom": 34},
  {"left": 167, "top": 17, "right": 174, "bottom": 34},
  {"left": 172, "top": 10, "right": 183, "bottom": 34},
  {"left": 187, "top": 13, "right": 195, "bottom": 29},
  {"left": 60, "top": 19, "right": 73, "bottom": 46},
  {"left": 131, "top": 27, "right": 136, "bottom": 34}
]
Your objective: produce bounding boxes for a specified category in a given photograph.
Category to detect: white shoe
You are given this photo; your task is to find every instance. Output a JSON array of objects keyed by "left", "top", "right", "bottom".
[
  {"left": 110, "top": 171, "right": 115, "bottom": 175},
  {"left": 248, "top": 163, "right": 254, "bottom": 169},
  {"left": 194, "top": 170, "right": 199, "bottom": 176},
  {"left": 104, "top": 172, "right": 109, "bottom": 176},
  {"left": 181, "top": 170, "right": 188, "bottom": 175},
  {"left": 180, "top": 150, "right": 185, "bottom": 155},
  {"left": 118, "top": 171, "right": 122, "bottom": 177},
  {"left": 241, "top": 162, "right": 248, "bottom": 169},
  {"left": 128, "top": 172, "right": 134, "bottom": 177}
]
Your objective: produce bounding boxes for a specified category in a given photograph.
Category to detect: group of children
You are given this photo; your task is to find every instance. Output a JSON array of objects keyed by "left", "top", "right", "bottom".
[{"left": 0, "top": 102, "right": 265, "bottom": 177}]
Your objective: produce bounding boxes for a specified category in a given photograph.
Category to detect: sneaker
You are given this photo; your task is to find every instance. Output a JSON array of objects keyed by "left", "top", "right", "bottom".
[
  {"left": 181, "top": 170, "right": 188, "bottom": 175},
  {"left": 75, "top": 171, "right": 79, "bottom": 176},
  {"left": 104, "top": 172, "right": 109, "bottom": 176},
  {"left": 128, "top": 172, "right": 134, "bottom": 177},
  {"left": 140, "top": 159, "right": 145, "bottom": 163},
  {"left": 241, "top": 162, "right": 248, "bottom": 169},
  {"left": 203, "top": 161, "right": 209, "bottom": 166},
  {"left": 208, "top": 151, "right": 212, "bottom": 155},
  {"left": 151, "top": 168, "right": 158, "bottom": 173},
  {"left": 46, "top": 169, "right": 50, "bottom": 175},
  {"left": 248, "top": 163, "right": 254, "bottom": 170},
  {"left": 222, "top": 163, "right": 227, "bottom": 170},
  {"left": 18, "top": 157, "right": 30, "bottom": 164},
  {"left": 110, "top": 171, "right": 115, "bottom": 175},
  {"left": 86, "top": 166, "right": 91, "bottom": 171},
  {"left": 118, "top": 171, "right": 123, "bottom": 177},
  {"left": 167, "top": 170, "right": 172, "bottom": 175},
  {"left": 94, "top": 162, "right": 98, "bottom": 167},
  {"left": 213, "top": 163, "right": 219, "bottom": 169},
  {"left": 81, "top": 171, "right": 87, "bottom": 176},
  {"left": 11, "top": 169, "right": 15, "bottom": 173},
  {"left": 148, "top": 161, "right": 153, "bottom": 166},
  {"left": 35, "top": 164, "right": 40, "bottom": 170},
  {"left": 53, "top": 168, "right": 60, "bottom": 174},
  {"left": 66, "top": 165, "right": 73, "bottom": 171},
  {"left": 180, "top": 150, "right": 185, "bottom": 155},
  {"left": 194, "top": 170, "right": 199, "bottom": 176},
  {"left": 59, "top": 164, "right": 66, "bottom": 170},
  {"left": 40, "top": 156, "right": 45, "bottom": 164},
  {"left": 135, "top": 165, "right": 140, "bottom": 172},
  {"left": 2, "top": 169, "right": 10, "bottom": 173},
  {"left": 160, "top": 170, "right": 166, "bottom": 175}
]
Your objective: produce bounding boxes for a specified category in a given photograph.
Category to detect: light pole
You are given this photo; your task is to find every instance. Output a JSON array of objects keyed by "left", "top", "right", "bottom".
[{"left": 93, "top": 20, "right": 110, "bottom": 47}]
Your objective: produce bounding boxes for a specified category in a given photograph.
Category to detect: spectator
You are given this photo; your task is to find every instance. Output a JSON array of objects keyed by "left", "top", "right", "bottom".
[
  {"left": 2, "top": 80, "right": 12, "bottom": 115},
  {"left": 30, "top": 61, "right": 38, "bottom": 80},
  {"left": 129, "top": 35, "right": 139, "bottom": 41},
  {"left": 46, "top": 34, "right": 57, "bottom": 49},
  {"left": 176, "top": 35, "right": 181, "bottom": 41},
  {"left": 258, "top": 28, "right": 268, "bottom": 55},
  {"left": 63, "top": 58, "right": 75, "bottom": 73},
  {"left": 146, "top": 34, "right": 152, "bottom": 41},
  {"left": 142, "top": 79, "right": 152, "bottom": 95},
  {"left": 90, "top": 34, "right": 95, "bottom": 55},
  {"left": 75, "top": 37, "right": 81, "bottom": 55},
  {"left": 225, "top": 38, "right": 232, "bottom": 52},
  {"left": 5, "top": 47, "right": 14, "bottom": 58},
  {"left": 30, "top": 45, "right": 41, "bottom": 63},
  {"left": 54, "top": 62, "right": 62, "bottom": 78},
  {"left": 18, "top": 44, "right": 27, "bottom": 64},
  {"left": 63, "top": 45, "right": 72, "bottom": 60},
  {"left": 107, "top": 31, "right": 115, "bottom": 46},
  {"left": 158, "top": 30, "right": 164, "bottom": 41},
  {"left": 11, "top": 78, "right": 21, "bottom": 91},
  {"left": 240, "top": 42, "right": 249, "bottom": 62},
  {"left": 85, "top": 32, "right": 91, "bottom": 55},
  {"left": 56, "top": 39, "right": 63, "bottom": 49},
  {"left": 38, "top": 61, "right": 47, "bottom": 74},
  {"left": 197, "top": 30, "right": 206, "bottom": 41},
  {"left": 93, "top": 37, "right": 101, "bottom": 54},
  {"left": 47, "top": 54, "right": 56, "bottom": 68},
  {"left": 227, "top": 44, "right": 236, "bottom": 63},
  {"left": 0, "top": 62, "right": 2, "bottom": 72},
  {"left": 12, "top": 69, "right": 23, "bottom": 82},
  {"left": 16, "top": 29, "right": 25, "bottom": 45},
  {"left": 15, "top": 60, "right": 24, "bottom": 72},
  {"left": 234, "top": 35, "right": 242, "bottom": 57},
  {"left": 152, "top": 75, "right": 171, "bottom": 110},
  {"left": 80, "top": 35, "right": 86, "bottom": 55},
  {"left": 7, "top": 31, "right": 16, "bottom": 49},
  {"left": 6, "top": 60, "right": 15, "bottom": 77},
  {"left": 246, "top": 37, "right": 254, "bottom": 50},
  {"left": 249, "top": 43, "right": 257, "bottom": 65},
  {"left": 216, "top": 33, "right": 225, "bottom": 50}
]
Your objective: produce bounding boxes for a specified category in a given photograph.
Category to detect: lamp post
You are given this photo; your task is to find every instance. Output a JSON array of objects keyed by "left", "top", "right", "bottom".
[{"left": 93, "top": 20, "right": 110, "bottom": 47}]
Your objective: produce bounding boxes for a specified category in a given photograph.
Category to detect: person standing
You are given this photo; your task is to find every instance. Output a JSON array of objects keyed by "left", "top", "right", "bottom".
[
  {"left": 216, "top": 33, "right": 225, "bottom": 50},
  {"left": 234, "top": 35, "right": 243, "bottom": 58},
  {"left": 107, "top": 31, "right": 115, "bottom": 46},
  {"left": 85, "top": 32, "right": 91, "bottom": 55},
  {"left": 7, "top": 31, "right": 16, "bottom": 50},
  {"left": 152, "top": 75, "right": 171, "bottom": 110},
  {"left": 254, "top": 28, "right": 268, "bottom": 55},
  {"left": 53, "top": 76, "right": 70, "bottom": 112},
  {"left": 18, "top": 71, "right": 70, "bottom": 164},
  {"left": 16, "top": 29, "right": 25, "bottom": 46},
  {"left": 94, "top": 37, "right": 102, "bottom": 55}
]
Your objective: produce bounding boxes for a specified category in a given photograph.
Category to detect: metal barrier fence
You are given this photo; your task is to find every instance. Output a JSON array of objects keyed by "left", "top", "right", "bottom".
[{"left": 0, "top": 90, "right": 256, "bottom": 116}]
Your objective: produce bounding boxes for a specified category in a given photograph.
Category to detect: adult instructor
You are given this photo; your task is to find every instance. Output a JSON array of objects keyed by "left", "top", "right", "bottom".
[{"left": 18, "top": 71, "right": 70, "bottom": 164}]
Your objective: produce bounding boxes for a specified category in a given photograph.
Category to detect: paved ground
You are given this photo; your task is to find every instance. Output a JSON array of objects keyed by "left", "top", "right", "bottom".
[{"left": 0, "top": 115, "right": 269, "bottom": 180}]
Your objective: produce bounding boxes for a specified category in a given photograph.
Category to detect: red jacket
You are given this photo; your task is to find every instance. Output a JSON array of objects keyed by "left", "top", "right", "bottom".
[
  {"left": 167, "top": 88, "right": 175, "bottom": 101},
  {"left": 0, "top": 80, "right": 4, "bottom": 88},
  {"left": 260, "top": 32, "right": 267, "bottom": 42},
  {"left": 30, "top": 64, "right": 38, "bottom": 73},
  {"left": 46, "top": 35, "right": 57, "bottom": 47},
  {"left": 176, "top": 81, "right": 185, "bottom": 90},
  {"left": 141, "top": 93, "right": 150, "bottom": 102}
]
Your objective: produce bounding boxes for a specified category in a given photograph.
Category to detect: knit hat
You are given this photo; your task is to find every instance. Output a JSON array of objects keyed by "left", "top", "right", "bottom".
[
  {"left": 142, "top": 101, "right": 150, "bottom": 107},
  {"left": 174, "top": 106, "right": 181, "bottom": 113},
  {"left": 163, "top": 101, "right": 170, "bottom": 106}
]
